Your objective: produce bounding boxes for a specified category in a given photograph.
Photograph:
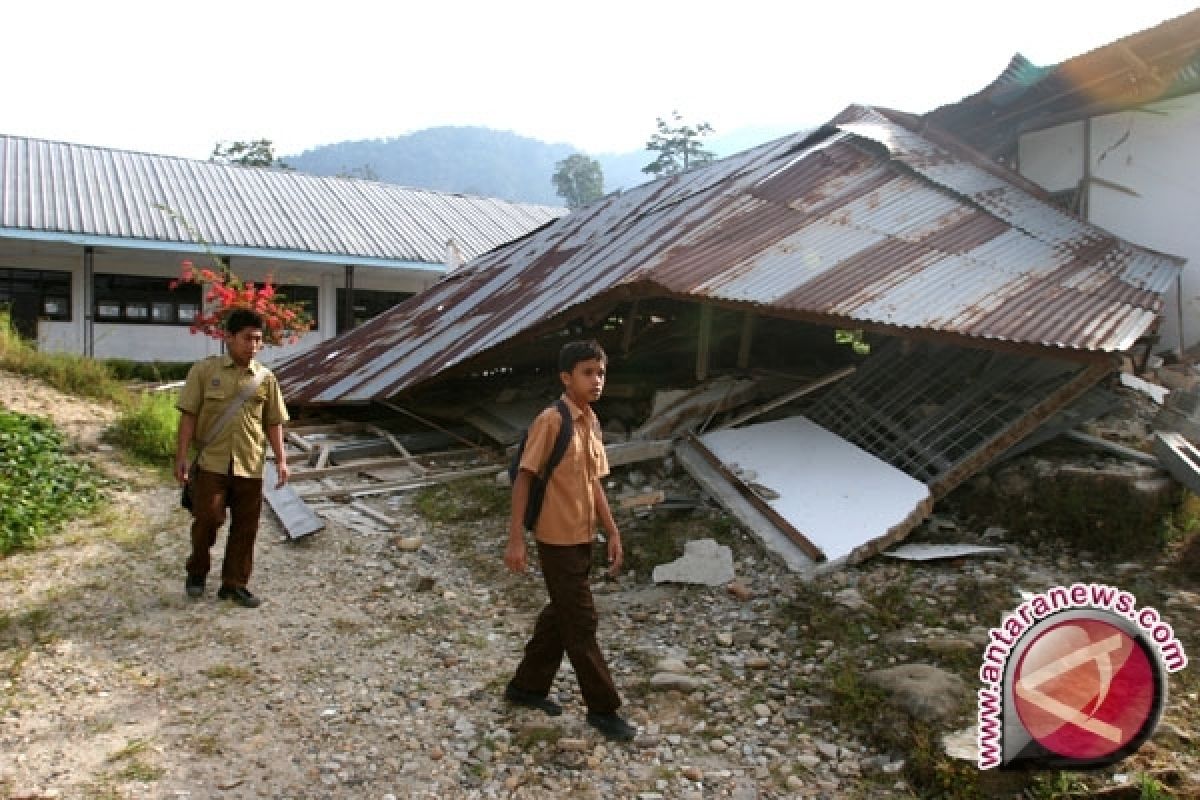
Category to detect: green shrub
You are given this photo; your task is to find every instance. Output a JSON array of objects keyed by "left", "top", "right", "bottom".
[
  {"left": 0, "top": 410, "right": 107, "bottom": 554},
  {"left": 106, "top": 391, "right": 179, "bottom": 466},
  {"left": 104, "top": 359, "right": 192, "bottom": 382},
  {"left": 0, "top": 311, "right": 127, "bottom": 404}
]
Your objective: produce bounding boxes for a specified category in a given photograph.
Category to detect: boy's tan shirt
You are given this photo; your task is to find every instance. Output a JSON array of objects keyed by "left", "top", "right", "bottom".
[
  {"left": 177, "top": 355, "right": 289, "bottom": 478},
  {"left": 520, "top": 394, "right": 609, "bottom": 545}
]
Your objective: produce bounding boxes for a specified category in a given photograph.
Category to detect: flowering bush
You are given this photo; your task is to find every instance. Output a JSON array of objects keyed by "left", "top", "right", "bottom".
[{"left": 169, "top": 260, "right": 313, "bottom": 346}]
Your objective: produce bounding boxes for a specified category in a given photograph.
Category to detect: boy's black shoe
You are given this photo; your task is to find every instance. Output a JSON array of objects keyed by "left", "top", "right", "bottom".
[
  {"left": 217, "top": 586, "right": 261, "bottom": 608},
  {"left": 185, "top": 574, "right": 205, "bottom": 598},
  {"left": 586, "top": 711, "right": 636, "bottom": 742},
  {"left": 504, "top": 682, "right": 563, "bottom": 716}
]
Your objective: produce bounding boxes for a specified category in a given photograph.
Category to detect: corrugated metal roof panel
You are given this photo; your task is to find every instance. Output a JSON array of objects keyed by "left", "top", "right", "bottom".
[
  {"left": 275, "top": 105, "right": 1184, "bottom": 405},
  {"left": 0, "top": 134, "right": 564, "bottom": 264}
]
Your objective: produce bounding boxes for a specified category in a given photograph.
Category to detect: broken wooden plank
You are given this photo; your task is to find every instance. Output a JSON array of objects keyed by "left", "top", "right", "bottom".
[
  {"left": 618, "top": 490, "right": 666, "bottom": 510},
  {"left": 263, "top": 462, "right": 325, "bottom": 540},
  {"left": 634, "top": 378, "right": 758, "bottom": 440},
  {"left": 377, "top": 400, "right": 492, "bottom": 455},
  {"left": 296, "top": 464, "right": 503, "bottom": 500},
  {"left": 605, "top": 439, "right": 673, "bottom": 468},
  {"left": 288, "top": 448, "right": 478, "bottom": 482},
  {"left": 286, "top": 431, "right": 314, "bottom": 453},
  {"left": 1001, "top": 387, "right": 1121, "bottom": 462},
  {"left": 349, "top": 500, "right": 396, "bottom": 528},
  {"left": 323, "top": 428, "right": 476, "bottom": 463},
  {"left": 365, "top": 424, "right": 428, "bottom": 476},
  {"left": 1065, "top": 430, "right": 1161, "bottom": 467},
  {"left": 716, "top": 366, "right": 856, "bottom": 431},
  {"left": 1153, "top": 431, "right": 1200, "bottom": 495},
  {"left": 286, "top": 421, "right": 365, "bottom": 436},
  {"left": 463, "top": 408, "right": 523, "bottom": 446},
  {"left": 312, "top": 443, "right": 333, "bottom": 470}
]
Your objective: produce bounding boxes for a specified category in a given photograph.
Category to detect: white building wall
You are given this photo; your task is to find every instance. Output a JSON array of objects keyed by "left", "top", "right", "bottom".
[
  {"left": 2, "top": 239, "right": 442, "bottom": 363},
  {"left": 1018, "top": 94, "right": 1200, "bottom": 353}
]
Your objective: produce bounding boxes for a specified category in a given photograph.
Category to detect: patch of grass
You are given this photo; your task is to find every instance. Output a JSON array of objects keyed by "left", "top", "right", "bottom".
[
  {"left": 103, "top": 359, "right": 191, "bottom": 383},
  {"left": 108, "top": 738, "right": 151, "bottom": 762},
  {"left": 0, "top": 311, "right": 127, "bottom": 403},
  {"left": 190, "top": 732, "right": 221, "bottom": 755},
  {"left": 514, "top": 725, "right": 563, "bottom": 749},
  {"left": 950, "top": 464, "right": 1181, "bottom": 561},
  {"left": 105, "top": 390, "right": 178, "bottom": 466},
  {"left": 202, "top": 664, "right": 254, "bottom": 683},
  {"left": 116, "top": 759, "right": 165, "bottom": 782},
  {"left": 414, "top": 476, "right": 509, "bottom": 523},
  {"left": 0, "top": 410, "right": 109, "bottom": 554},
  {"left": 1026, "top": 771, "right": 1091, "bottom": 799},
  {"left": 620, "top": 509, "right": 743, "bottom": 576}
]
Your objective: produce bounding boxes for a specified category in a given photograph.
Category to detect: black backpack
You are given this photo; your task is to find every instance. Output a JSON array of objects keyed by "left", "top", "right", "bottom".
[{"left": 508, "top": 399, "right": 573, "bottom": 531}]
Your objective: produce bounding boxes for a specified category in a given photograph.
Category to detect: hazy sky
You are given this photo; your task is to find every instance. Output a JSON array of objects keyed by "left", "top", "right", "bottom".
[{"left": 4, "top": 1, "right": 1198, "bottom": 160}]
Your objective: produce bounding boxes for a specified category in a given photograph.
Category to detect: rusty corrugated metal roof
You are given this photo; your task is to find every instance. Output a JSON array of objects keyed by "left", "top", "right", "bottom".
[
  {"left": 275, "top": 105, "right": 1183, "bottom": 406},
  {"left": 0, "top": 134, "right": 564, "bottom": 264},
  {"left": 925, "top": 9, "right": 1200, "bottom": 158}
]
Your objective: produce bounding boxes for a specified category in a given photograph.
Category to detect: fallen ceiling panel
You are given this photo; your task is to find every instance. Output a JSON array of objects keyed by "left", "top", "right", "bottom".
[{"left": 683, "top": 416, "right": 934, "bottom": 570}]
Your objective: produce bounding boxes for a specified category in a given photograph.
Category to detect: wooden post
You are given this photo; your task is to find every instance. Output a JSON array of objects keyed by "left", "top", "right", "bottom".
[
  {"left": 696, "top": 304, "right": 713, "bottom": 381},
  {"left": 737, "top": 312, "right": 755, "bottom": 369}
]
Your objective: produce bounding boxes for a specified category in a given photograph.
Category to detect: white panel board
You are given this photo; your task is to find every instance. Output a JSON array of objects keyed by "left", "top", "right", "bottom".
[{"left": 698, "top": 416, "right": 932, "bottom": 562}]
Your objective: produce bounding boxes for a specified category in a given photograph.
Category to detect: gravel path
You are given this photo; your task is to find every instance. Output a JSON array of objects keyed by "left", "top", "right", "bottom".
[{"left": 2, "top": 368, "right": 1198, "bottom": 800}]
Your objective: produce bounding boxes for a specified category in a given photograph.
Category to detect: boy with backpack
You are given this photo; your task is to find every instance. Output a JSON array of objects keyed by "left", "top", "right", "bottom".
[{"left": 502, "top": 340, "right": 635, "bottom": 742}]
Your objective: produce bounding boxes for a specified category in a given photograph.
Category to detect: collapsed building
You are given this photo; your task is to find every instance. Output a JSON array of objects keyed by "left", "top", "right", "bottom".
[{"left": 272, "top": 105, "right": 1183, "bottom": 572}]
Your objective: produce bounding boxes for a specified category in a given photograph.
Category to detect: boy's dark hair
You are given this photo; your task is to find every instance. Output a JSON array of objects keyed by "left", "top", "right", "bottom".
[
  {"left": 225, "top": 309, "right": 265, "bottom": 335},
  {"left": 559, "top": 339, "right": 606, "bottom": 374}
]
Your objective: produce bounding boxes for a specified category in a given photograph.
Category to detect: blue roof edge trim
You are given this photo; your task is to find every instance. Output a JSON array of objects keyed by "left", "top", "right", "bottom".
[{"left": 0, "top": 227, "right": 447, "bottom": 272}]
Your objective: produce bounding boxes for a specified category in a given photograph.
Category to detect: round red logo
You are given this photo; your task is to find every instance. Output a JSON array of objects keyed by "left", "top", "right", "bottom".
[{"left": 1012, "top": 617, "right": 1157, "bottom": 760}]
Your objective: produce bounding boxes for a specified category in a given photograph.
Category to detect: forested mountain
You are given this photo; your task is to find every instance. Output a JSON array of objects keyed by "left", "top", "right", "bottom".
[
  {"left": 283, "top": 127, "right": 647, "bottom": 206},
  {"left": 282, "top": 124, "right": 798, "bottom": 206}
]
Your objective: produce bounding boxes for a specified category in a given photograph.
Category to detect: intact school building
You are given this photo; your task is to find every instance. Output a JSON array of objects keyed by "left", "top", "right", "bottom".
[{"left": 0, "top": 134, "right": 564, "bottom": 365}]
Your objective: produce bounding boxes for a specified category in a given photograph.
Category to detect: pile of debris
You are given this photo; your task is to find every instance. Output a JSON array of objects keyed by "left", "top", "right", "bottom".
[{"left": 268, "top": 336, "right": 1200, "bottom": 579}]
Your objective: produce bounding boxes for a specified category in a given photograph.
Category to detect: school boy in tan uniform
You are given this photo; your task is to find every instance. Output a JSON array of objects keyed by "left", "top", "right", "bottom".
[
  {"left": 175, "top": 309, "right": 289, "bottom": 608},
  {"left": 503, "top": 340, "right": 635, "bottom": 742}
]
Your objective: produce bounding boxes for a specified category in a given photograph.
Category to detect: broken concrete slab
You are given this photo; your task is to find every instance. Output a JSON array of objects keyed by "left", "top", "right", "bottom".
[
  {"left": 1154, "top": 431, "right": 1200, "bottom": 495},
  {"left": 885, "top": 543, "right": 1007, "bottom": 561},
  {"left": 695, "top": 416, "right": 933, "bottom": 568},
  {"left": 652, "top": 538, "right": 736, "bottom": 586}
]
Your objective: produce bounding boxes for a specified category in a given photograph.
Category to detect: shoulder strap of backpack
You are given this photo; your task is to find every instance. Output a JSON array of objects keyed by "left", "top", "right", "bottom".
[{"left": 542, "top": 399, "right": 574, "bottom": 478}]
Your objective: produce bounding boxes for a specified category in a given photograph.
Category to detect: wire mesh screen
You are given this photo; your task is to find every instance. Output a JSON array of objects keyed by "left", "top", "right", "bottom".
[{"left": 802, "top": 340, "right": 1083, "bottom": 484}]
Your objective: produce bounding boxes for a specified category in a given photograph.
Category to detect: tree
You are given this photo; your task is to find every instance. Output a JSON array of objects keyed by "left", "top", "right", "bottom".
[
  {"left": 552, "top": 153, "right": 604, "bottom": 209},
  {"left": 210, "top": 139, "right": 290, "bottom": 169},
  {"left": 642, "top": 111, "right": 715, "bottom": 178},
  {"left": 336, "top": 164, "right": 380, "bottom": 181}
]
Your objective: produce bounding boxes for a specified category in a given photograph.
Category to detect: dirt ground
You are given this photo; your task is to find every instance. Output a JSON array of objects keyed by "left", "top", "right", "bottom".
[{"left": 2, "top": 367, "right": 1199, "bottom": 800}]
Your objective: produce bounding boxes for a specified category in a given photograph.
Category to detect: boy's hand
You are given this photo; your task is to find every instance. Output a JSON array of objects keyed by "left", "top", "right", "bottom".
[
  {"left": 607, "top": 532, "right": 624, "bottom": 577},
  {"left": 175, "top": 457, "right": 190, "bottom": 486},
  {"left": 504, "top": 535, "right": 528, "bottom": 573}
]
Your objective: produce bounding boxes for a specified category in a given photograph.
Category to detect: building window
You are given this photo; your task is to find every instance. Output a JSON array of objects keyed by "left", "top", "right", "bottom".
[
  {"left": 336, "top": 288, "right": 413, "bottom": 332},
  {"left": 276, "top": 284, "right": 318, "bottom": 322},
  {"left": 0, "top": 267, "right": 72, "bottom": 321},
  {"left": 94, "top": 273, "right": 201, "bottom": 325}
]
